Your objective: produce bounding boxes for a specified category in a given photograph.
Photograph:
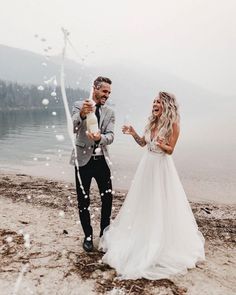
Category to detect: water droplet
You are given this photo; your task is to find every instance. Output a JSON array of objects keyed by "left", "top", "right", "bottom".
[
  {"left": 95, "top": 147, "right": 101, "bottom": 154},
  {"left": 42, "top": 62, "right": 47, "bottom": 67},
  {"left": 24, "top": 233, "right": 30, "bottom": 240},
  {"left": 52, "top": 111, "right": 57, "bottom": 116},
  {"left": 51, "top": 91, "right": 57, "bottom": 97},
  {"left": 42, "top": 98, "right": 49, "bottom": 106},
  {"left": 24, "top": 242, "right": 31, "bottom": 248},
  {"left": 6, "top": 236, "right": 13, "bottom": 243},
  {"left": 56, "top": 134, "right": 65, "bottom": 142},
  {"left": 59, "top": 211, "right": 65, "bottom": 217},
  {"left": 37, "top": 85, "right": 44, "bottom": 91},
  {"left": 33, "top": 157, "right": 38, "bottom": 161}
]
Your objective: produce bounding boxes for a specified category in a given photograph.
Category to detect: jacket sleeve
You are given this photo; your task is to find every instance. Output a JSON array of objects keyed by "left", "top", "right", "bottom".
[
  {"left": 99, "top": 110, "right": 115, "bottom": 146},
  {"left": 72, "top": 101, "right": 84, "bottom": 133}
]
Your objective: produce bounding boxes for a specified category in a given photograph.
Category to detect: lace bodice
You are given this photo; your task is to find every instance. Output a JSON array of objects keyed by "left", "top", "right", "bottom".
[{"left": 145, "top": 131, "right": 165, "bottom": 154}]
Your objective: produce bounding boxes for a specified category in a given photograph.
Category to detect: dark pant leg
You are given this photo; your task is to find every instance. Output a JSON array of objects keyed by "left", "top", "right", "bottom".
[
  {"left": 75, "top": 164, "right": 93, "bottom": 238},
  {"left": 93, "top": 158, "right": 113, "bottom": 237}
]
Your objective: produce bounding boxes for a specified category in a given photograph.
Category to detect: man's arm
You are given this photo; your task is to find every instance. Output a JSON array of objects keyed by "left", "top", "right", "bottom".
[
  {"left": 99, "top": 110, "right": 115, "bottom": 146},
  {"left": 72, "top": 102, "right": 83, "bottom": 133}
]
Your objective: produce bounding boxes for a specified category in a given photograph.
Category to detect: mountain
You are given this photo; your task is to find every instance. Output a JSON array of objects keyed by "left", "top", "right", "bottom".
[
  {"left": 0, "top": 44, "right": 234, "bottom": 118},
  {"left": 0, "top": 44, "right": 90, "bottom": 88}
]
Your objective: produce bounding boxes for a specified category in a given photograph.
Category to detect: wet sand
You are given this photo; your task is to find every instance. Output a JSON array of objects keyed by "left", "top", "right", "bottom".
[{"left": 0, "top": 173, "right": 235, "bottom": 295}]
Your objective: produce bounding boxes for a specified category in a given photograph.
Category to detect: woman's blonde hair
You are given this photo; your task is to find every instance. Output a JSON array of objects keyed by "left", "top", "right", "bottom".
[{"left": 145, "top": 91, "right": 180, "bottom": 140}]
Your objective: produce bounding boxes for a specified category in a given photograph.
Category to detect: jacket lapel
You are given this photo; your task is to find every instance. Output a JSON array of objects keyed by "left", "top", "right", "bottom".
[{"left": 99, "top": 105, "right": 108, "bottom": 128}]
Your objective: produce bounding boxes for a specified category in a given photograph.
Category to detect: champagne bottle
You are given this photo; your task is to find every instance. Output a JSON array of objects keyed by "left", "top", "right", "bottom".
[{"left": 86, "top": 111, "right": 98, "bottom": 133}]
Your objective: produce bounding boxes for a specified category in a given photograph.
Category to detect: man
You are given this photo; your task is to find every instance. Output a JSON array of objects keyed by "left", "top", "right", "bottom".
[{"left": 71, "top": 76, "right": 115, "bottom": 252}]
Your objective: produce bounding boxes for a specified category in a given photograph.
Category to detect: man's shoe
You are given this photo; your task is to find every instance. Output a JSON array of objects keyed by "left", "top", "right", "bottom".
[{"left": 83, "top": 237, "right": 94, "bottom": 252}]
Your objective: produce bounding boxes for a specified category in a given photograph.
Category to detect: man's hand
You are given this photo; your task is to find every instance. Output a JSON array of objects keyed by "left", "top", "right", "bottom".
[
  {"left": 86, "top": 131, "right": 101, "bottom": 142},
  {"left": 80, "top": 99, "right": 94, "bottom": 119}
]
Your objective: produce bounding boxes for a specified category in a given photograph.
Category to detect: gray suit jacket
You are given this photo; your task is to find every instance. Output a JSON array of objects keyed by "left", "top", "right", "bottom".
[{"left": 70, "top": 101, "right": 115, "bottom": 167}]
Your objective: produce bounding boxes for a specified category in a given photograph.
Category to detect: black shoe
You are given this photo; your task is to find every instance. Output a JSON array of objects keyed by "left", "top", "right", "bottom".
[{"left": 83, "top": 237, "right": 94, "bottom": 252}]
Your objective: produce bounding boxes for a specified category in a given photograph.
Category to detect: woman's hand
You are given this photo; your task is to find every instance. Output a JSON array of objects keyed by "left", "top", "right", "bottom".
[
  {"left": 122, "top": 125, "right": 135, "bottom": 136},
  {"left": 156, "top": 137, "right": 165, "bottom": 148},
  {"left": 156, "top": 138, "right": 173, "bottom": 154},
  {"left": 123, "top": 126, "right": 146, "bottom": 147}
]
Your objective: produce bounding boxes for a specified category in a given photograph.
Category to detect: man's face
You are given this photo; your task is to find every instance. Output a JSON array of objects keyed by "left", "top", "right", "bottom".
[{"left": 94, "top": 82, "right": 111, "bottom": 105}]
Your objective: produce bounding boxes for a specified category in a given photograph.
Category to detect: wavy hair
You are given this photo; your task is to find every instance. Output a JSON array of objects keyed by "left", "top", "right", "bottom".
[{"left": 145, "top": 91, "right": 180, "bottom": 140}]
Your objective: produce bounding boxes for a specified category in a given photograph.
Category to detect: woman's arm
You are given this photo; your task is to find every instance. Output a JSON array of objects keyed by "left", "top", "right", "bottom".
[
  {"left": 157, "top": 123, "right": 180, "bottom": 154},
  {"left": 122, "top": 125, "right": 146, "bottom": 147}
]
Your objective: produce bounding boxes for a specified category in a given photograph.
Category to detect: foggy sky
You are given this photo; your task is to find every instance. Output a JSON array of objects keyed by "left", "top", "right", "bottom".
[{"left": 1, "top": 0, "right": 236, "bottom": 96}]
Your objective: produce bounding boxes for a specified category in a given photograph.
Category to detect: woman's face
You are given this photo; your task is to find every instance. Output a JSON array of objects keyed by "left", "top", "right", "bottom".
[{"left": 152, "top": 97, "right": 162, "bottom": 117}]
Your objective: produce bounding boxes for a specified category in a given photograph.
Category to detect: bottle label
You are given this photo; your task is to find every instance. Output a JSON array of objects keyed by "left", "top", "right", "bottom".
[{"left": 89, "top": 123, "right": 98, "bottom": 133}]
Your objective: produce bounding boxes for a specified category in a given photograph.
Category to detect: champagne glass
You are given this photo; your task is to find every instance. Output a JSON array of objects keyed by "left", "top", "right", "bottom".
[{"left": 123, "top": 115, "right": 131, "bottom": 134}]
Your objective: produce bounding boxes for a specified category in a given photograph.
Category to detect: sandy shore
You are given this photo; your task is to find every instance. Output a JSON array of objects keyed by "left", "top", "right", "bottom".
[{"left": 0, "top": 172, "right": 235, "bottom": 295}]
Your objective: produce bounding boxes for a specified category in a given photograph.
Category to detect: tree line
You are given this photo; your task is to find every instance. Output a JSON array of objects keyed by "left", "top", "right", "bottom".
[{"left": 0, "top": 79, "right": 88, "bottom": 111}]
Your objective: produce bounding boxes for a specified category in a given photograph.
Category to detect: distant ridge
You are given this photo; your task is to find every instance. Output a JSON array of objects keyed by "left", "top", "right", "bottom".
[
  {"left": 0, "top": 44, "right": 88, "bottom": 88},
  {"left": 0, "top": 44, "right": 233, "bottom": 116}
]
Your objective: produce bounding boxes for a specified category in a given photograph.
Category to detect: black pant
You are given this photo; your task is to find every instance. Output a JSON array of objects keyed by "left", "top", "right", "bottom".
[{"left": 75, "top": 156, "right": 113, "bottom": 238}]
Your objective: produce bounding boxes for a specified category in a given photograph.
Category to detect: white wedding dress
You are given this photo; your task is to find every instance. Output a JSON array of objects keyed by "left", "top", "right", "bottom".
[{"left": 99, "top": 131, "right": 205, "bottom": 280}]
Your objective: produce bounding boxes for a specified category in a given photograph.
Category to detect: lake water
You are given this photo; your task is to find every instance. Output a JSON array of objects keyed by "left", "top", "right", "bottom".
[{"left": 0, "top": 108, "right": 235, "bottom": 204}]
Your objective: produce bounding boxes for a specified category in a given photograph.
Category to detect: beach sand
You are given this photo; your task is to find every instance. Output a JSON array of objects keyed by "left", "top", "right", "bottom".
[{"left": 0, "top": 173, "right": 235, "bottom": 295}]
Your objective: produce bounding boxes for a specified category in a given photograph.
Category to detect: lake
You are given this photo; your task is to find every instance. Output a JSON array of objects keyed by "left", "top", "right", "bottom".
[{"left": 0, "top": 108, "right": 235, "bottom": 204}]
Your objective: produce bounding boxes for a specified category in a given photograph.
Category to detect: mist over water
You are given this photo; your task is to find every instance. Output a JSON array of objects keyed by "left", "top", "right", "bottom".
[{"left": 0, "top": 104, "right": 235, "bottom": 204}]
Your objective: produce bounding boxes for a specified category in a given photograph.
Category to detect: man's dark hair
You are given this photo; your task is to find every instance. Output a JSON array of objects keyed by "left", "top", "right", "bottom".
[{"left": 94, "top": 76, "right": 112, "bottom": 89}]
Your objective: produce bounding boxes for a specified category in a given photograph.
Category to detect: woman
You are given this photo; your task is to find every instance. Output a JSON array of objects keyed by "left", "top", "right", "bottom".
[{"left": 99, "top": 92, "right": 205, "bottom": 280}]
